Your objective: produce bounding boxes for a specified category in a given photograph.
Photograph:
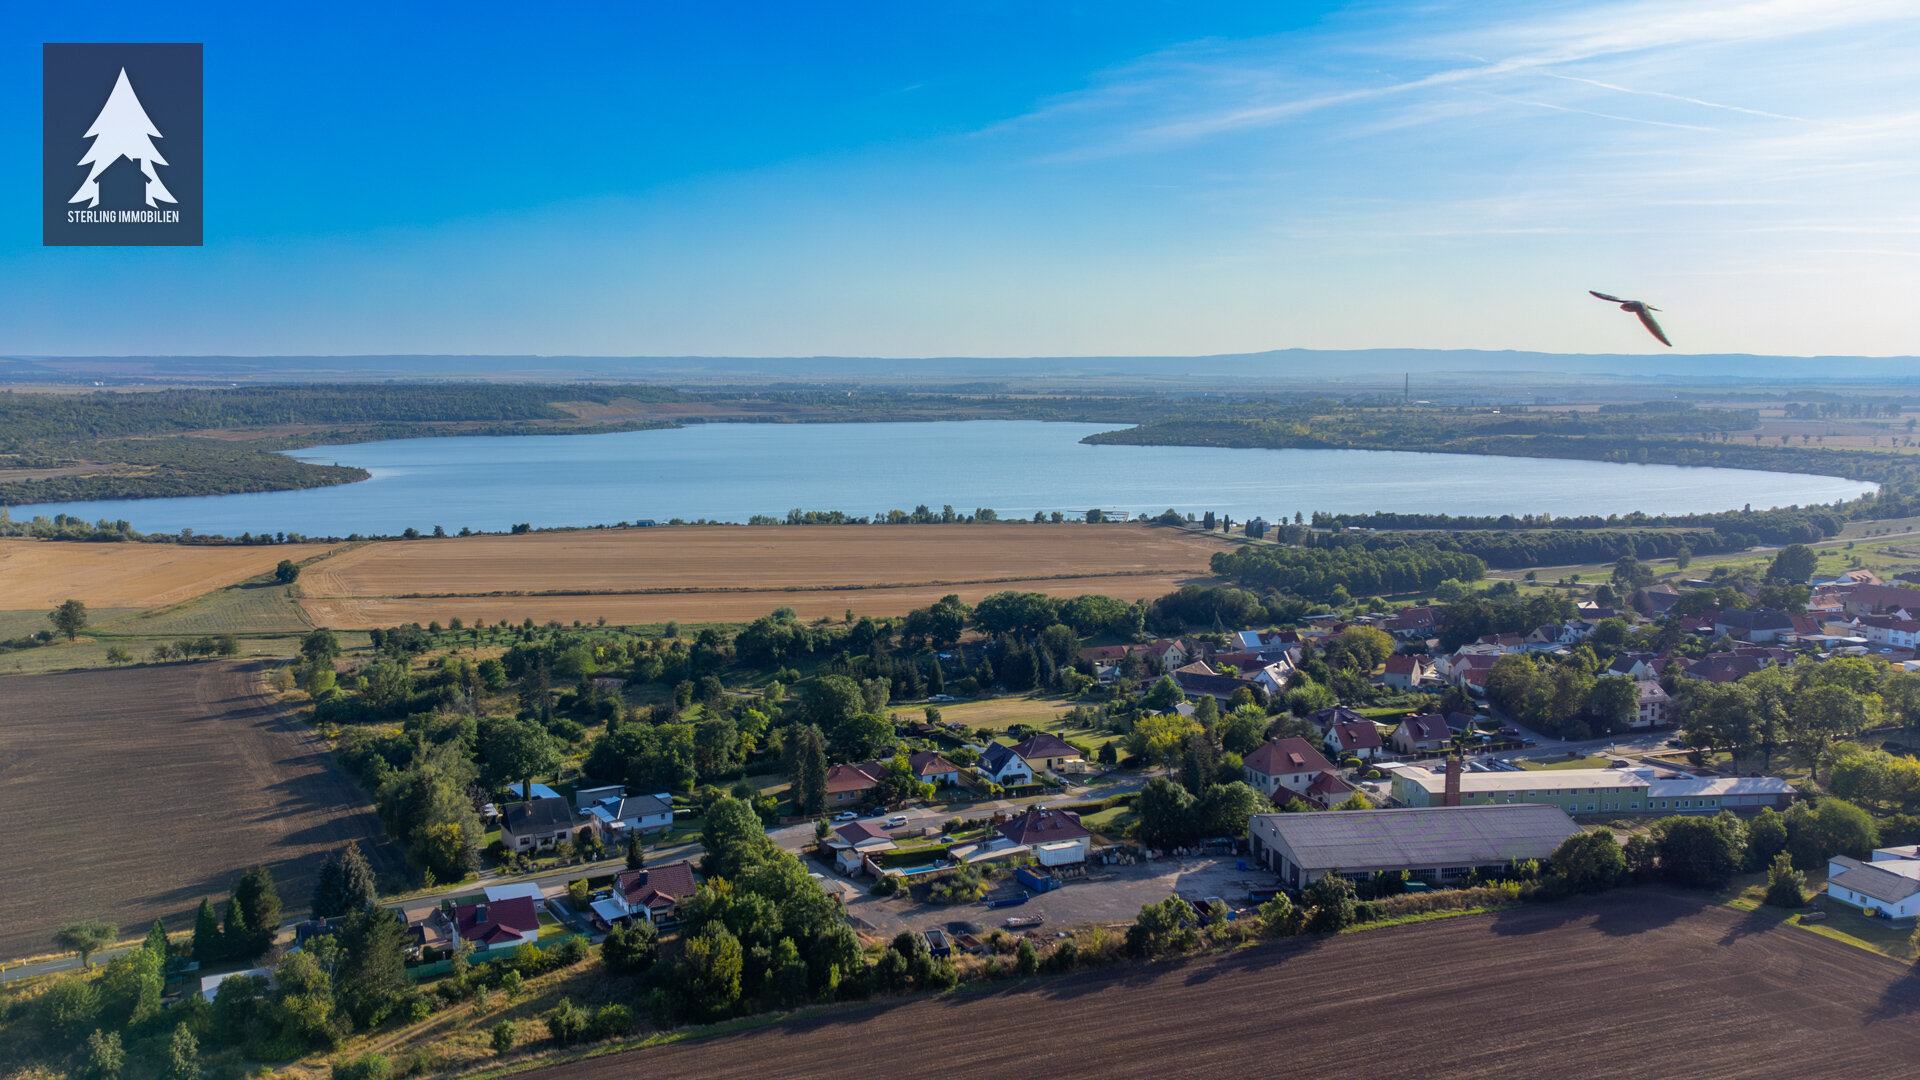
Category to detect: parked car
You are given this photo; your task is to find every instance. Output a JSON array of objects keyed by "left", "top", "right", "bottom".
[
  {"left": 1666, "top": 737, "right": 1685, "bottom": 748},
  {"left": 928, "top": 694, "right": 955, "bottom": 702},
  {"left": 1498, "top": 726, "right": 1520, "bottom": 737},
  {"left": 885, "top": 815, "right": 909, "bottom": 828},
  {"left": 863, "top": 806, "right": 890, "bottom": 817},
  {"left": 833, "top": 811, "right": 857, "bottom": 821}
]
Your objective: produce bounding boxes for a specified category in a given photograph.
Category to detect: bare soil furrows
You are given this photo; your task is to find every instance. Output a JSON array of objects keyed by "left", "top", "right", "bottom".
[
  {"left": 0, "top": 661, "right": 397, "bottom": 960},
  {"left": 294, "top": 525, "right": 1225, "bottom": 628},
  {"left": 527, "top": 895, "right": 1920, "bottom": 1080},
  {"left": 0, "top": 539, "right": 339, "bottom": 610}
]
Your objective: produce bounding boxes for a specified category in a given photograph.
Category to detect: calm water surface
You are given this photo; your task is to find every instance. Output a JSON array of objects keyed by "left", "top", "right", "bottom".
[{"left": 16, "top": 422, "right": 1874, "bottom": 536}]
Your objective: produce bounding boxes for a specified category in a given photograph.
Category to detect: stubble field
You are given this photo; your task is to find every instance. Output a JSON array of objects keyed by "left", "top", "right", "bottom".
[
  {"left": 0, "top": 661, "right": 397, "bottom": 960},
  {"left": 293, "top": 524, "right": 1226, "bottom": 628},
  {"left": 525, "top": 894, "right": 1920, "bottom": 1080},
  {"left": 0, "top": 538, "right": 340, "bottom": 610}
]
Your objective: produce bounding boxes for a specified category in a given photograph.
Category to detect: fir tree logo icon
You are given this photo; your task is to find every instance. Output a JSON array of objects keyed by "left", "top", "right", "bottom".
[{"left": 68, "top": 68, "right": 176, "bottom": 209}]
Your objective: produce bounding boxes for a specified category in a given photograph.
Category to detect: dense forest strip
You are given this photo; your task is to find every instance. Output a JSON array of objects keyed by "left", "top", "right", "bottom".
[{"left": 1087, "top": 413, "right": 1920, "bottom": 522}]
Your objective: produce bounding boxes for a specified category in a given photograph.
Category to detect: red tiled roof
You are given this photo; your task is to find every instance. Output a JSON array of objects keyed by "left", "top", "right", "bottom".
[
  {"left": 453, "top": 895, "right": 539, "bottom": 939},
  {"left": 1244, "top": 737, "right": 1334, "bottom": 777},
  {"left": 616, "top": 862, "right": 697, "bottom": 910},
  {"left": 997, "top": 807, "right": 1090, "bottom": 846},
  {"left": 825, "top": 763, "right": 882, "bottom": 793}
]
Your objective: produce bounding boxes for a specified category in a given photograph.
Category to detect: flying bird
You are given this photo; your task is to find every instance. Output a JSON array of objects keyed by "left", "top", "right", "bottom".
[{"left": 1589, "top": 290, "right": 1671, "bottom": 346}]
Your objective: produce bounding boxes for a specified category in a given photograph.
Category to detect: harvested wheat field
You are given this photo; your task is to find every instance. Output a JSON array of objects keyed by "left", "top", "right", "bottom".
[
  {"left": 295, "top": 525, "right": 1226, "bottom": 628},
  {"left": 0, "top": 538, "right": 340, "bottom": 610},
  {"left": 527, "top": 894, "right": 1920, "bottom": 1080},
  {"left": 0, "top": 661, "right": 397, "bottom": 961}
]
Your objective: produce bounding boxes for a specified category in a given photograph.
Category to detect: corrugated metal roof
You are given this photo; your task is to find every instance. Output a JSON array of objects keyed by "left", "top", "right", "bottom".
[{"left": 1254, "top": 805, "right": 1582, "bottom": 872}]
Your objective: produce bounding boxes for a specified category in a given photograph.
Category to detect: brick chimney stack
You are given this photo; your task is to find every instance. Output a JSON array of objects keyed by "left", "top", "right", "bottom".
[{"left": 1443, "top": 756, "right": 1462, "bottom": 807}]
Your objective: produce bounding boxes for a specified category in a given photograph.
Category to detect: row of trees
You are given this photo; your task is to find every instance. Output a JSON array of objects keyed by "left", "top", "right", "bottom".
[{"left": 1676, "top": 659, "right": 1920, "bottom": 770}]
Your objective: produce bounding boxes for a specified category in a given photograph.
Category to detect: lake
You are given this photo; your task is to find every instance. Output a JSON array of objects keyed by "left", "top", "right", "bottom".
[{"left": 15, "top": 421, "right": 1875, "bottom": 536}]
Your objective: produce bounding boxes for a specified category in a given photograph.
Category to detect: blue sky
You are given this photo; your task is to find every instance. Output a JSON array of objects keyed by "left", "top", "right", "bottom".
[{"left": 5, "top": 1, "right": 1918, "bottom": 358}]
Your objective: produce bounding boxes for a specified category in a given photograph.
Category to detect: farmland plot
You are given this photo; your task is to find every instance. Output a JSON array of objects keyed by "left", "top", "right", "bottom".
[
  {"left": 527, "top": 894, "right": 1920, "bottom": 1080},
  {"left": 295, "top": 524, "right": 1226, "bottom": 628},
  {"left": 0, "top": 661, "right": 396, "bottom": 960}
]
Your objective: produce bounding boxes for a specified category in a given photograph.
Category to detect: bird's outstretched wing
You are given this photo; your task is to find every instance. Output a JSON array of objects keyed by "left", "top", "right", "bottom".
[
  {"left": 1589, "top": 290, "right": 1624, "bottom": 303},
  {"left": 1636, "top": 307, "right": 1672, "bottom": 347}
]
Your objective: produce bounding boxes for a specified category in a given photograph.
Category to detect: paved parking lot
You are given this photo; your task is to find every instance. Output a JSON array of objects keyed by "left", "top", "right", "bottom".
[{"left": 839, "top": 854, "right": 1282, "bottom": 936}]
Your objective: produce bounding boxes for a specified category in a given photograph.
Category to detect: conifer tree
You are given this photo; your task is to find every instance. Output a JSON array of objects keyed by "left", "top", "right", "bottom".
[{"left": 191, "top": 899, "right": 222, "bottom": 965}]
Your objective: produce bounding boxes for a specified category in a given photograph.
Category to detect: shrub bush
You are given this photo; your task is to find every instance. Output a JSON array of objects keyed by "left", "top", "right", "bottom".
[{"left": 333, "top": 1053, "right": 391, "bottom": 1080}]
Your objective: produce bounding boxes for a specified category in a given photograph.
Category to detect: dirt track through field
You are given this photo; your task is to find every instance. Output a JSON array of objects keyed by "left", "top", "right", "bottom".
[
  {"left": 0, "top": 539, "right": 340, "bottom": 609},
  {"left": 526, "top": 894, "right": 1920, "bottom": 1080},
  {"left": 0, "top": 661, "right": 397, "bottom": 960},
  {"left": 294, "top": 525, "right": 1226, "bottom": 627}
]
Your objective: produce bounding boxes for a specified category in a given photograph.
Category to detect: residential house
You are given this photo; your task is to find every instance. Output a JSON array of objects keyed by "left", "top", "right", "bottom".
[
  {"left": 1391, "top": 714, "right": 1454, "bottom": 757},
  {"left": 1524, "top": 623, "right": 1575, "bottom": 651},
  {"left": 584, "top": 792, "right": 674, "bottom": 840},
  {"left": 1632, "top": 583, "right": 1683, "bottom": 618},
  {"left": 1245, "top": 659, "right": 1295, "bottom": 697},
  {"left": 1842, "top": 584, "right": 1920, "bottom": 619},
  {"left": 593, "top": 862, "right": 699, "bottom": 927},
  {"left": 1381, "top": 606, "right": 1440, "bottom": 640},
  {"left": 1243, "top": 738, "right": 1353, "bottom": 808},
  {"left": 1606, "top": 652, "right": 1660, "bottom": 680},
  {"left": 1140, "top": 637, "right": 1196, "bottom": 672},
  {"left": 451, "top": 896, "right": 541, "bottom": 951},
  {"left": 977, "top": 743, "right": 1035, "bottom": 786},
  {"left": 996, "top": 806, "right": 1091, "bottom": 865},
  {"left": 1632, "top": 679, "right": 1670, "bottom": 728},
  {"left": 824, "top": 821, "right": 897, "bottom": 875},
  {"left": 1853, "top": 614, "right": 1920, "bottom": 651},
  {"left": 1679, "top": 650, "right": 1788, "bottom": 684},
  {"left": 500, "top": 797, "right": 575, "bottom": 852},
  {"left": 1714, "top": 608, "right": 1796, "bottom": 643},
  {"left": 825, "top": 762, "right": 884, "bottom": 807},
  {"left": 1010, "top": 733, "right": 1082, "bottom": 775},
  {"left": 905, "top": 750, "right": 963, "bottom": 787},
  {"left": 1324, "top": 716, "right": 1386, "bottom": 763},
  {"left": 1380, "top": 653, "right": 1431, "bottom": 691},
  {"left": 1171, "top": 662, "right": 1257, "bottom": 703}
]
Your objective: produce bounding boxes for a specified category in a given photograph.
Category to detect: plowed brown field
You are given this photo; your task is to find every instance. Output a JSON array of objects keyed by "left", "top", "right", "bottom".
[
  {"left": 527, "top": 894, "right": 1920, "bottom": 1080},
  {"left": 0, "top": 661, "right": 397, "bottom": 960},
  {"left": 0, "top": 539, "right": 340, "bottom": 609},
  {"left": 294, "top": 525, "right": 1226, "bottom": 628}
]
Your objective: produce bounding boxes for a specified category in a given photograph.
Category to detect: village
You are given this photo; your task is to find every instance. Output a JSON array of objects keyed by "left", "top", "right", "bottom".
[{"left": 330, "top": 549, "right": 1920, "bottom": 980}]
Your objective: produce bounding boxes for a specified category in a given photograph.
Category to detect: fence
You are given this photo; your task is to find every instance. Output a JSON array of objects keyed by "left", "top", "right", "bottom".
[{"left": 404, "top": 934, "right": 588, "bottom": 980}]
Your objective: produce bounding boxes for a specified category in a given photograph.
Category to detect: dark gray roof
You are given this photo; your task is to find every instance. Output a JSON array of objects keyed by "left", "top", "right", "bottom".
[
  {"left": 1828, "top": 856, "right": 1920, "bottom": 905},
  {"left": 503, "top": 796, "right": 574, "bottom": 831},
  {"left": 1254, "top": 805, "right": 1581, "bottom": 873}
]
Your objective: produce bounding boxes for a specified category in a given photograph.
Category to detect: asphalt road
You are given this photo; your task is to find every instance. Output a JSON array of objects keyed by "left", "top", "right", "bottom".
[{"left": 3, "top": 775, "right": 1139, "bottom": 985}]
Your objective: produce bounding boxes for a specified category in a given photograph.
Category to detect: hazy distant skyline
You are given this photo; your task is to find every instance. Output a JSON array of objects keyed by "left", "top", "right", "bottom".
[{"left": 6, "top": 1, "right": 1917, "bottom": 359}]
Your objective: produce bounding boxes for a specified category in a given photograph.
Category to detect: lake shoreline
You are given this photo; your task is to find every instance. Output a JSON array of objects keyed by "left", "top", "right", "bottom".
[{"left": 6, "top": 421, "right": 1875, "bottom": 539}]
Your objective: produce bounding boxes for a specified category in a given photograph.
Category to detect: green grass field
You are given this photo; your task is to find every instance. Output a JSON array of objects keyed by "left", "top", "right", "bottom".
[
  {"left": 0, "top": 607, "right": 142, "bottom": 640},
  {"left": 102, "top": 582, "right": 314, "bottom": 637}
]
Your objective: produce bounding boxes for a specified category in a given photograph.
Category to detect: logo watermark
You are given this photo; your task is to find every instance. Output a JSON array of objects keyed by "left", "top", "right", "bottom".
[{"left": 44, "top": 43, "right": 202, "bottom": 246}]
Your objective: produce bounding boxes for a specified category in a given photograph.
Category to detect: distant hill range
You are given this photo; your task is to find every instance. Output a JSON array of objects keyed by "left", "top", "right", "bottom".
[{"left": 4, "top": 349, "right": 1918, "bottom": 389}]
